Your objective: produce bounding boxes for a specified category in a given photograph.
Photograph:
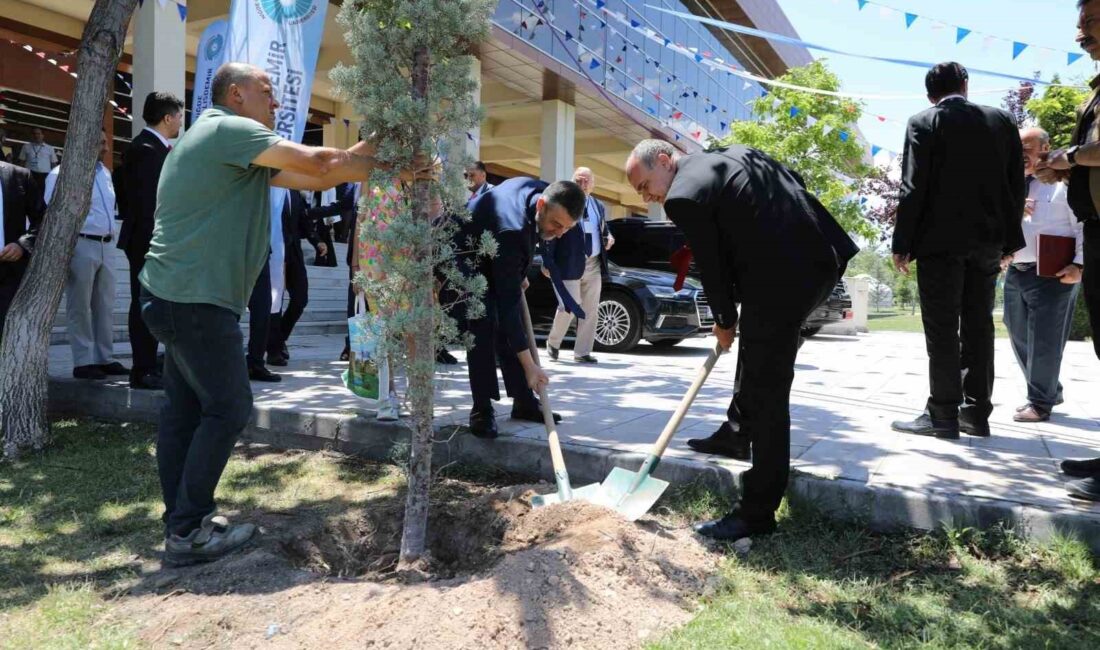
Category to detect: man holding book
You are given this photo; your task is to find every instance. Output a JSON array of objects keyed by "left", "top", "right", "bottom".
[{"left": 1004, "top": 128, "right": 1083, "bottom": 424}]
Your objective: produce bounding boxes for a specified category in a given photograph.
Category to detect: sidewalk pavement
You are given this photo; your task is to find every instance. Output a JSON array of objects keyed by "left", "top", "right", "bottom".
[{"left": 47, "top": 330, "right": 1100, "bottom": 550}]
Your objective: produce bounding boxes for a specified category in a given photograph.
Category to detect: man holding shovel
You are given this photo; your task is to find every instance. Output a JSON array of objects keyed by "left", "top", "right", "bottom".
[{"left": 625, "top": 140, "right": 858, "bottom": 542}]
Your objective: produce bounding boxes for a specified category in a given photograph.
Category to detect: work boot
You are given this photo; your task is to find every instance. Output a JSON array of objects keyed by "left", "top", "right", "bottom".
[
  {"left": 1061, "top": 457, "right": 1100, "bottom": 478},
  {"left": 687, "top": 422, "right": 750, "bottom": 460},
  {"left": 891, "top": 414, "right": 959, "bottom": 440},
  {"left": 1066, "top": 476, "right": 1100, "bottom": 502},
  {"left": 163, "top": 513, "right": 256, "bottom": 567},
  {"left": 694, "top": 510, "right": 776, "bottom": 542}
]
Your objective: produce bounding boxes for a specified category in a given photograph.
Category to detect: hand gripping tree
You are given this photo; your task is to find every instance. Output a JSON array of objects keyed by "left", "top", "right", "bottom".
[
  {"left": 330, "top": 0, "right": 495, "bottom": 573},
  {"left": 1, "top": 0, "right": 139, "bottom": 459}
]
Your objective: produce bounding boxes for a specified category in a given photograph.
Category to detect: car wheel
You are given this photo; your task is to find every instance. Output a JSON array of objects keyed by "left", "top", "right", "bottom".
[
  {"left": 649, "top": 338, "right": 684, "bottom": 348},
  {"left": 594, "top": 292, "right": 643, "bottom": 352},
  {"left": 800, "top": 326, "right": 822, "bottom": 338}
]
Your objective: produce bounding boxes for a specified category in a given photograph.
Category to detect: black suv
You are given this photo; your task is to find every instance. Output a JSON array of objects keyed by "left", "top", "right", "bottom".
[{"left": 607, "top": 217, "right": 852, "bottom": 337}]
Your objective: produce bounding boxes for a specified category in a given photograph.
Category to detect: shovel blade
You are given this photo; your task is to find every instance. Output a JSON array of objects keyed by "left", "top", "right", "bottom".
[
  {"left": 598, "top": 467, "right": 670, "bottom": 521},
  {"left": 530, "top": 482, "right": 605, "bottom": 508}
]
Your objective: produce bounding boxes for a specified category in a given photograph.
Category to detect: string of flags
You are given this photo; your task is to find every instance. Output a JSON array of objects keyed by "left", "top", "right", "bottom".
[
  {"left": 136, "top": 0, "right": 188, "bottom": 21},
  {"left": 849, "top": 0, "right": 1085, "bottom": 67},
  {"left": 3, "top": 39, "right": 132, "bottom": 121}
]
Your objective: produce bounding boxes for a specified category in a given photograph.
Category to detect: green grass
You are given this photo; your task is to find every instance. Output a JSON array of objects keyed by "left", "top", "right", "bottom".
[
  {"left": 868, "top": 308, "right": 1011, "bottom": 339},
  {"left": 651, "top": 484, "right": 1100, "bottom": 649}
]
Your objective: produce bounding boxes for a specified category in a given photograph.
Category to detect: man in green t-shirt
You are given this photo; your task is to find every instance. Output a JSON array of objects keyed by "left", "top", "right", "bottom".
[{"left": 139, "top": 62, "right": 389, "bottom": 567}]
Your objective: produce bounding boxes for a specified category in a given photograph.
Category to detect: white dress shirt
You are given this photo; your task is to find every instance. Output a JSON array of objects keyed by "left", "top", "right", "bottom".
[
  {"left": 142, "top": 126, "right": 172, "bottom": 149},
  {"left": 18, "top": 142, "right": 58, "bottom": 173},
  {"left": 44, "top": 162, "right": 116, "bottom": 237},
  {"left": 1014, "top": 180, "right": 1084, "bottom": 266},
  {"left": 581, "top": 196, "right": 602, "bottom": 258}
]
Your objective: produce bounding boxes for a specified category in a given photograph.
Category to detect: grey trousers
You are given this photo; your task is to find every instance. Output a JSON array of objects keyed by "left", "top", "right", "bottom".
[
  {"left": 67, "top": 237, "right": 117, "bottom": 367},
  {"left": 548, "top": 256, "right": 603, "bottom": 357}
]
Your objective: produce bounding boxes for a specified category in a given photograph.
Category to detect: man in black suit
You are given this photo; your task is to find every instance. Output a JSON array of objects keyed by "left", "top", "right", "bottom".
[
  {"left": 0, "top": 161, "right": 44, "bottom": 344},
  {"left": 116, "top": 91, "right": 184, "bottom": 390},
  {"left": 266, "top": 189, "right": 313, "bottom": 365},
  {"left": 625, "top": 140, "right": 858, "bottom": 542},
  {"left": 891, "top": 63, "right": 1026, "bottom": 440},
  {"left": 307, "top": 184, "right": 351, "bottom": 267},
  {"left": 455, "top": 177, "right": 586, "bottom": 438}
]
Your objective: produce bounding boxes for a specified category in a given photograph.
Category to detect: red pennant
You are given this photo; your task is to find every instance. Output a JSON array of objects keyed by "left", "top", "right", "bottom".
[
  {"left": 672, "top": 111, "right": 683, "bottom": 119},
  {"left": 36, "top": 51, "right": 46, "bottom": 59},
  {"left": 877, "top": 115, "right": 886, "bottom": 122},
  {"left": 59, "top": 65, "right": 70, "bottom": 72},
  {"left": 670, "top": 246, "right": 693, "bottom": 291}
]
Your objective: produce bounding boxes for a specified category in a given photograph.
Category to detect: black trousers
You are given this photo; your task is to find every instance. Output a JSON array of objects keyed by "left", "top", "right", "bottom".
[
  {"left": 1083, "top": 221, "right": 1100, "bottom": 360},
  {"left": 734, "top": 266, "right": 838, "bottom": 524},
  {"left": 30, "top": 171, "right": 48, "bottom": 203},
  {"left": 462, "top": 289, "right": 536, "bottom": 414},
  {"left": 268, "top": 248, "right": 309, "bottom": 352},
  {"left": 126, "top": 245, "right": 159, "bottom": 375},
  {"left": 313, "top": 224, "right": 337, "bottom": 267},
  {"left": 246, "top": 258, "right": 271, "bottom": 367},
  {"left": 140, "top": 288, "right": 253, "bottom": 537},
  {"left": 0, "top": 274, "right": 22, "bottom": 346},
  {"left": 916, "top": 247, "right": 1001, "bottom": 422}
]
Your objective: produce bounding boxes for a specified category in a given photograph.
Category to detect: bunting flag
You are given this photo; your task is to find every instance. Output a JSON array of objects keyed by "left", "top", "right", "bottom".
[
  {"left": 956, "top": 27, "right": 971, "bottom": 44},
  {"left": 6, "top": 38, "right": 131, "bottom": 119},
  {"left": 1012, "top": 41, "right": 1029, "bottom": 60},
  {"left": 904, "top": 13, "right": 917, "bottom": 29}
]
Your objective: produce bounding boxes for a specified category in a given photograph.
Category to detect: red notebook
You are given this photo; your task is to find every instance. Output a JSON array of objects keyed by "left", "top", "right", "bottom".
[{"left": 1036, "top": 234, "right": 1076, "bottom": 278}]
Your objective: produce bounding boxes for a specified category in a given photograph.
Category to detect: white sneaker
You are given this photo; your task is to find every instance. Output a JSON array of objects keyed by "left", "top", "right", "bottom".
[{"left": 377, "top": 394, "right": 400, "bottom": 422}]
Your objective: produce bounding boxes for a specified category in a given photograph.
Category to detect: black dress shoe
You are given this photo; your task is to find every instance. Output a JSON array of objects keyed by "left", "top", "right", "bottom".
[
  {"left": 339, "top": 347, "right": 350, "bottom": 362},
  {"left": 129, "top": 372, "right": 163, "bottom": 391},
  {"left": 267, "top": 351, "right": 289, "bottom": 367},
  {"left": 694, "top": 511, "right": 777, "bottom": 542},
  {"left": 1066, "top": 475, "right": 1100, "bottom": 501},
  {"left": 959, "top": 411, "right": 991, "bottom": 438},
  {"left": 574, "top": 354, "right": 598, "bottom": 364},
  {"left": 469, "top": 410, "right": 498, "bottom": 439},
  {"left": 73, "top": 365, "right": 107, "bottom": 380},
  {"left": 511, "top": 402, "right": 562, "bottom": 424},
  {"left": 436, "top": 349, "right": 458, "bottom": 365},
  {"left": 687, "top": 422, "right": 751, "bottom": 460},
  {"left": 248, "top": 365, "right": 282, "bottom": 382},
  {"left": 547, "top": 344, "right": 559, "bottom": 361},
  {"left": 891, "top": 414, "right": 960, "bottom": 440},
  {"left": 1061, "top": 457, "right": 1100, "bottom": 479},
  {"left": 98, "top": 362, "right": 130, "bottom": 376}
]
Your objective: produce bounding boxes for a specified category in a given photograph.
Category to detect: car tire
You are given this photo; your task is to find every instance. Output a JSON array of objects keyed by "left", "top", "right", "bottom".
[
  {"left": 800, "top": 326, "right": 822, "bottom": 338},
  {"left": 649, "top": 338, "right": 684, "bottom": 348},
  {"left": 594, "top": 291, "right": 643, "bottom": 353}
]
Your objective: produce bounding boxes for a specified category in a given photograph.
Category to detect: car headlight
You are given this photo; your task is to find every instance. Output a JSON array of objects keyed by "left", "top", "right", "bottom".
[{"left": 649, "top": 286, "right": 695, "bottom": 299}]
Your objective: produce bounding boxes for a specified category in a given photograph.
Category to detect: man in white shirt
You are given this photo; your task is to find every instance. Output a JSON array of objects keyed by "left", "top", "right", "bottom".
[
  {"left": 45, "top": 129, "right": 128, "bottom": 380},
  {"left": 18, "top": 128, "right": 58, "bottom": 201},
  {"left": 1004, "top": 127, "right": 1084, "bottom": 422}
]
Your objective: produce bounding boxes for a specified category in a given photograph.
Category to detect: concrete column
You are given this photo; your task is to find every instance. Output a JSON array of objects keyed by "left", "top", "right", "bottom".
[
  {"left": 131, "top": 0, "right": 186, "bottom": 134},
  {"left": 466, "top": 57, "right": 482, "bottom": 161},
  {"left": 540, "top": 99, "right": 575, "bottom": 183}
]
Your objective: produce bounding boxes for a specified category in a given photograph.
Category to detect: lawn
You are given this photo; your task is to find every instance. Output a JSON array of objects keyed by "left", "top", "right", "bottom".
[
  {"left": 1, "top": 419, "right": 1097, "bottom": 649},
  {"left": 867, "top": 308, "right": 1011, "bottom": 339}
]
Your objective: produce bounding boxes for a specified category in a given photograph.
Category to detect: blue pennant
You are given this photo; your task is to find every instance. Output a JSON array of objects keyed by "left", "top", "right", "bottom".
[
  {"left": 789, "top": 106, "right": 800, "bottom": 117},
  {"left": 857, "top": 0, "right": 869, "bottom": 9},
  {"left": 694, "top": 54, "right": 704, "bottom": 63},
  {"left": 596, "top": 0, "right": 606, "bottom": 8},
  {"left": 630, "top": 19, "right": 641, "bottom": 28},
  {"left": 956, "top": 27, "right": 971, "bottom": 43},
  {"left": 590, "top": 59, "right": 601, "bottom": 70},
  {"left": 839, "top": 131, "right": 850, "bottom": 142},
  {"left": 1069, "top": 52, "right": 1085, "bottom": 65},
  {"left": 177, "top": 2, "right": 187, "bottom": 20},
  {"left": 720, "top": 121, "right": 727, "bottom": 131},
  {"left": 565, "top": 30, "right": 573, "bottom": 41},
  {"left": 905, "top": 13, "right": 917, "bottom": 29},
  {"left": 1012, "top": 42, "right": 1029, "bottom": 59},
  {"left": 871, "top": 145, "right": 882, "bottom": 156}
]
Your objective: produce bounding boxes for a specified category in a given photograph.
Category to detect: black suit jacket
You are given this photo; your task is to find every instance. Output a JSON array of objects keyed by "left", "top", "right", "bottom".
[
  {"left": 541, "top": 195, "right": 610, "bottom": 282},
  {"left": 307, "top": 183, "right": 358, "bottom": 264},
  {"left": 663, "top": 146, "right": 859, "bottom": 330},
  {"left": 116, "top": 129, "right": 170, "bottom": 254},
  {"left": 893, "top": 98, "right": 1026, "bottom": 258},
  {"left": 1, "top": 162, "right": 45, "bottom": 284}
]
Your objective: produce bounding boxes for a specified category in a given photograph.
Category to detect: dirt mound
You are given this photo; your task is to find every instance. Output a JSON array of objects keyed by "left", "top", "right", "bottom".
[{"left": 116, "top": 484, "right": 721, "bottom": 649}]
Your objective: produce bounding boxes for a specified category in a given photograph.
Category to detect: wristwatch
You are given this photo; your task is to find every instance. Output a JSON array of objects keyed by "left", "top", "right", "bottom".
[{"left": 1066, "top": 145, "right": 1081, "bottom": 167}]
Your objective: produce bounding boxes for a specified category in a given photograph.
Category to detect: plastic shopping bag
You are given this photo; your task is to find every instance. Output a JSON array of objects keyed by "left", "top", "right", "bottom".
[{"left": 342, "top": 295, "right": 389, "bottom": 400}]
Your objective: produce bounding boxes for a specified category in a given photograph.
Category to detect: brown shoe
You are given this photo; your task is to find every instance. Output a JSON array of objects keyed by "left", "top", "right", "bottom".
[
  {"left": 1015, "top": 403, "right": 1030, "bottom": 413},
  {"left": 1013, "top": 405, "right": 1050, "bottom": 423}
]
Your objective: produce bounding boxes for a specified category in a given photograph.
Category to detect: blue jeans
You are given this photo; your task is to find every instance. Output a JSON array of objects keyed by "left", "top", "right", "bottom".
[
  {"left": 1003, "top": 266, "right": 1080, "bottom": 413},
  {"left": 140, "top": 287, "right": 253, "bottom": 537}
]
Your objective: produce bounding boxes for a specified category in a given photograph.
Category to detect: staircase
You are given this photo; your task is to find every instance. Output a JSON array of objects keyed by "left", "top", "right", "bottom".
[{"left": 50, "top": 242, "right": 350, "bottom": 346}]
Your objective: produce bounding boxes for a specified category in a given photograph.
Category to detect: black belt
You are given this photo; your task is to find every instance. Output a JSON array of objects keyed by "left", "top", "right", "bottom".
[
  {"left": 79, "top": 233, "right": 112, "bottom": 243},
  {"left": 1011, "top": 262, "right": 1036, "bottom": 272}
]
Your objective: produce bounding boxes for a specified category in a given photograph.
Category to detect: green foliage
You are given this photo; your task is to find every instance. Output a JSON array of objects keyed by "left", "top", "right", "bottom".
[
  {"left": 718, "top": 60, "right": 876, "bottom": 240},
  {"left": 1026, "top": 75, "right": 1090, "bottom": 149},
  {"left": 1070, "top": 289, "right": 1092, "bottom": 341}
]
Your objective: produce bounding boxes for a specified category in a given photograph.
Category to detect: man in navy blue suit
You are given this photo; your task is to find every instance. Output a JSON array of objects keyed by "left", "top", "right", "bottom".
[{"left": 455, "top": 177, "right": 587, "bottom": 438}]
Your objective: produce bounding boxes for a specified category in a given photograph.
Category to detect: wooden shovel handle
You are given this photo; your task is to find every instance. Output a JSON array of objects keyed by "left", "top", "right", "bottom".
[
  {"left": 649, "top": 341, "right": 724, "bottom": 459},
  {"left": 520, "top": 297, "right": 571, "bottom": 484}
]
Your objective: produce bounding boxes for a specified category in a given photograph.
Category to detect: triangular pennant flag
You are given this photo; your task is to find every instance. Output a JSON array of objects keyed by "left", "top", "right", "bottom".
[
  {"left": 672, "top": 111, "right": 683, "bottom": 119},
  {"left": 839, "top": 131, "right": 850, "bottom": 142},
  {"left": 694, "top": 54, "right": 704, "bottom": 63},
  {"left": 789, "top": 106, "right": 800, "bottom": 118},
  {"left": 710, "top": 104, "right": 718, "bottom": 113},
  {"left": 630, "top": 19, "right": 640, "bottom": 28},
  {"left": 872, "top": 145, "right": 882, "bottom": 156},
  {"left": 565, "top": 30, "right": 573, "bottom": 41},
  {"left": 589, "top": 58, "right": 600, "bottom": 70},
  {"left": 1012, "top": 42, "right": 1028, "bottom": 59},
  {"left": 956, "top": 27, "right": 971, "bottom": 43},
  {"left": 743, "top": 81, "right": 752, "bottom": 90},
  {"left": 1069, "top": 52, "right": 1085, "bottom": 66},
  {"left": 822, "top": 125, "right": 834, "bottom": 136},
  {"left": 877, "top": 115, "right": 887, "bottom": 122},
  {"left": 720, "top": 122, "right": 727, "bottom": 131},
  {"left": 806, "top": 116, "right": 818, "bottom": 127},
  {"left": 596, "top": 0, "right": 606, "bottom": 8},
  {"left": 905, "top": 13, "right": 917, "bottom": 29},
  {"left": 343, "top": 119, "right": 350, "bottom": 127},
  {"left": 857, "top": 0, "right": 868, "bottom": 9},
  {"left": 59, "top": 65, "right": 69, "bottom": 72}
]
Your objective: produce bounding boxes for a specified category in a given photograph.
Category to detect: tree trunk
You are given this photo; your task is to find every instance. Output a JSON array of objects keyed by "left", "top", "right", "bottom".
[
  {"left": 398, "top": 44, "right": 436, "bottom": 572},
  {"left": 0, "top": 0, "right": 138, "bottom": 459}
]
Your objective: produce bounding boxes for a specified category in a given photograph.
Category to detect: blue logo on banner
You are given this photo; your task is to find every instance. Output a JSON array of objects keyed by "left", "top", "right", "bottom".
[
  {"left": 205, "top": 34, "right": 224, "bottom": 61},
  {"left": 259, "top": 0, "right": 313, "bottom": 23}
]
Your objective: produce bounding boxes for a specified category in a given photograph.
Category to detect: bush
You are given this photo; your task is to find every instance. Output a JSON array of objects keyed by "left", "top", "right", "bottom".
[{"left": 1069, "top": 291, "right": 1092, "bottom": 341}]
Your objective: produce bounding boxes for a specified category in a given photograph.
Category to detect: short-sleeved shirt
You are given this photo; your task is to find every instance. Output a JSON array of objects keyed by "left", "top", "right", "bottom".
[
  {"left": 139, "top": 106, "right": 283, "bottom": 315},
  {"left": 18, "top": 142, "right": 57, "bottom": 173}
]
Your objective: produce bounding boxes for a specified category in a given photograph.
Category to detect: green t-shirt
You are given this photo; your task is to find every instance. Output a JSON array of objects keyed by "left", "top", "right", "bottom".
[{"left": 139, "top": 106, "right": 283, "bottom": 315}]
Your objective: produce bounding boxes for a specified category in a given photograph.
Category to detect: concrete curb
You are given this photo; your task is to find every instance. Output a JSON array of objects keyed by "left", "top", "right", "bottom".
[{"left": 48, "top": 378, "right": 1100, "bottom": 552}]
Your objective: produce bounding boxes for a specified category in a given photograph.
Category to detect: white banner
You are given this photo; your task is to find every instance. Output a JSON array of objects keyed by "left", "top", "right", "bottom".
[
  {"left": 191, "top": 19, "right": 228, "bottom": 123},
  {"left": 225, "top": 0, "right": 329, "bottom": 310}
]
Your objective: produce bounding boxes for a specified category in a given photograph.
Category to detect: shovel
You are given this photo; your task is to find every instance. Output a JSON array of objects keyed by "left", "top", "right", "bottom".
[
  {"left": 598, "top": 341, "right": 725, "bottom": 521},
  {"left": 520, "top": 298, "right": 603, "bottom": 508}
]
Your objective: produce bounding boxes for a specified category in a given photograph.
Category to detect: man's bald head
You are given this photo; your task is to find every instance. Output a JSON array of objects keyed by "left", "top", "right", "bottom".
[
  {"left": 572, "top": 166, "right": 595, "bottom": 195},
  {"left": 209, "top": 62, "right": 278, "bottom": 129},
  {"left": 1020, "top": 127, "right": 1051, "bottom": 176}
]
